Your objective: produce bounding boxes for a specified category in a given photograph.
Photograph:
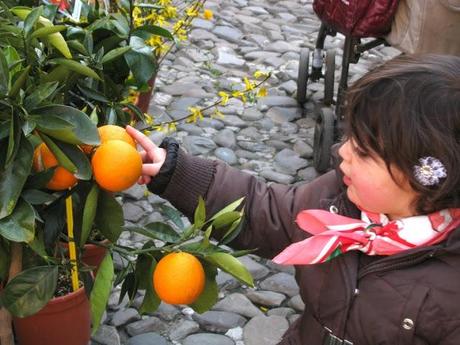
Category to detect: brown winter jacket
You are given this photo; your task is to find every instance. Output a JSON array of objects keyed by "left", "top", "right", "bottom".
[{"left": 152, "top": 149, "right": 460, "bottom": 345}]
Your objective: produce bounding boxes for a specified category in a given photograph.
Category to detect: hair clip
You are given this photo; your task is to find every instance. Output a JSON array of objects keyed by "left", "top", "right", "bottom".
[{"left": 413, "top": 156, "right": 447, "bottom": 186}]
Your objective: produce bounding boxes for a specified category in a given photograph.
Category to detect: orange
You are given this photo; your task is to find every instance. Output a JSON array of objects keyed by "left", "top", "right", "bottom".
[
  {"left": 91, "top": 139, "right": 142, "bottom": 192},
  {"left": 153, "top": 252, "right": 206, "bottom": 305},
  {"left": 33, "top": 143, "right": 77, "bottom": 191},
  {"left": 81, "top": 125, "right": 136, "bottom": 154}
]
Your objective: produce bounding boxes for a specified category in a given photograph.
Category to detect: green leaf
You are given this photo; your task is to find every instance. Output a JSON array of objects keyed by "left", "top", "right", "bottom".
[
  {"left": 190, "top": 262, "right": 218, "bottom": 313},
  {"left": 138, "top": 258, "right": 160, "bottom": 314},
  {"left": 33, "top": 105, "right": 99, "bottom": 145},
  {"left": 0, "top": 49, "right": 9, "bottom": 97},
  {"left": 128, "top": 222, "right": 181, "bottom": 243},
  {"left": 204, "top": 252, "right": 254, "bottom": 287},
  {"left": 23, "top": 6, "right": 42, "bottom": 38},
  {"left": 101, "top": 46, "right": 131, "bottom": 64},
  {"left": 0, "top": 199, "right": 35, "bottom": 243},
  {"left": 0, "top": 137, "right": 33, "bottom": 219},
  {"left": 49, "top": 58, "right": 101, "bottom": 81},
  {"left": 42, "top": 198, "right": 65, "bottom": 250},
  {"left": 0, "top": 240, "right": 9, "bottom": 281},
  {"left": 220, "top": 217, "right": 244, "bottom": 245},
  {"left": 41, "top": 65, "right": 70, "bottom": 83},
  {"left": 0, "top": 265, "right": 58, "bottom": 317},
  {"left": 119, "top": 271, "right": 136, "bottom": 303},
  {"left": 231, "top": 248, "right": 258, "bottom": 257},
  {"left": 124, "top": 36, "right": 156, "bottom": 85},
  {"left": 40, "top": 134, "right": 77, "bottom": 173},
  {"left": 4, "top": 46, "right": 22, "bottom": 81},
  {"left": 210, "top": 197, "right": 245, "bottom": 221},
  {"left": 132, "top": 24, "right": 174, "bottom": 41},
  {"left": 106, "top": 107, "right": 116, "bottom": 125},
  {"left": 76, "top": 83, "right": 109, "bottom": 103},
  {"left": 134, "top": 253, "right": 152, "bottom": 290},
  {"left": 11, "top": 7, "right": 72, "bottom": 58},
  {"left": 30, "top": 25, "right": 66, "bottom": 39},
  {"left": 80, "top": 184, "right": 99, "bottom": 247},
  {"left": 10, "top": 65, "right": 31, "bottom": 98},
  {"left": 30, "top": 113, "right": 75, "bottom": 134},
  {"left": 24, "top": 81, "right": 59, "bottom": 110},
  {"left": 66, "top": 40, "right": 88, "bottom": 55},
  {"left": 5, "top": 112, "right": 21, "bottom": 167},
  {"left": 124, "top": 103, "right": 145, "bottom": 123},
  {"left": 24, "top": 168, "right": 55, "bottom": 190},
  {"left": 52, "top": 139, "right": 92, "bottom": 180},
  {"left": 111, "top": 13, "right": 130, "bottom": 37},
  {"left": 194, "top": 196, "right": 206, "bottom": 228},
  {"left": 212, "top": 211, "right": 241, "bottom": 230},
  {"left": 21, "top": 189, "right": 56, "bottom": 205},
  {"left": 90, "top": 253, "right": 114, "bottom": 333},
  {"left": 95, "top": 191, "right": 123, "bottom": 243},
  {"left": 159, "top": 204, "right": 184, "bottom": 230},
  {"left": 28, "top": 229, "right": 48, "bottom": 258}
]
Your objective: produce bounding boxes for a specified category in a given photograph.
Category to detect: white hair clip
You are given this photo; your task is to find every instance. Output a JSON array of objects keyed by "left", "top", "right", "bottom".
[{"left": 413, "top": 157, "right": 447, "bottom": 186}]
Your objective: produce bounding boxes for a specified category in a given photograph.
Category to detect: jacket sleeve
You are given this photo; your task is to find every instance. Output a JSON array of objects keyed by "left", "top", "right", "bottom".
[{"left": 158, "top": 149, "right": 342, "bottom": 259}]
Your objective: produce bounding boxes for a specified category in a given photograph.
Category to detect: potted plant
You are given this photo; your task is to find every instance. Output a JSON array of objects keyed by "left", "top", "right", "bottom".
[
  {"left": 0, "top": 1, "right": 169, "bottom": 344},
  {"left": 0, "top": 1, "right": 263, "bottom": 345}
]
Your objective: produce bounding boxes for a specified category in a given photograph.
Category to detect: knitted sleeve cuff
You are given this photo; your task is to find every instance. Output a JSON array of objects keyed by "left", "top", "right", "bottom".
[
  {"left": 161, "top": 149, "right": 216, "bottom": 218},
  {"left": 147, "top": 137, "right": 180, "bottom": 195}
]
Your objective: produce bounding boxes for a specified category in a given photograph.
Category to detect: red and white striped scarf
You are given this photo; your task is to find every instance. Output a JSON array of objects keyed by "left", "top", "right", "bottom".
[{"left": 272, "top": 208, "right": 460, "bottom": 265}]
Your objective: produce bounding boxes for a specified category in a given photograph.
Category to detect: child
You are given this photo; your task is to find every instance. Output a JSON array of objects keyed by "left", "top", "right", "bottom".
[{"left": 126, "top": 54, "right": 460, "bottom": 345}]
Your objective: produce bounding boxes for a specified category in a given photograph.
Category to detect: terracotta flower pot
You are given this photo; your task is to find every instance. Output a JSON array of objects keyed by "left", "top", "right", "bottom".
[
  {"left": 135, "top": 75, "right": 156, "bottom": 113},
  {"left": 13, "top": 286, "right": 90, "bottom": 345},
  {"left": 82, "top": 240, "right": 109, "bottom": 271}
]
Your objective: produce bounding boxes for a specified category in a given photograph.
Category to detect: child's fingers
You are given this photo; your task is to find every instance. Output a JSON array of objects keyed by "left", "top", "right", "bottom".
[
  {"left": 126, "top": 125, "right": 157, "bottom": 152},
  {"left": 141, "top": 162, "right": 163, "bottom": 177},
  {"left": 137, "top": 175, "right": 151, "bottom": 185},
  {"left": 139, "top": 150, "right": 149, "bottom": 163}
]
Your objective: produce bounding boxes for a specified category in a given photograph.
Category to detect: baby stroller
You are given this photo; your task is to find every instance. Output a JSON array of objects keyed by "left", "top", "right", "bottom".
[
  {"left": 299, "top": 0, "right": 460, "bottom": 173},
  {"left": 297, "top": 0, "right": 400, "bottom": 172}
]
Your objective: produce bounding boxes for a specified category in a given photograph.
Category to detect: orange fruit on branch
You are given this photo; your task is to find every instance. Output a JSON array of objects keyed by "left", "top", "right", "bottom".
[
  {"left": 153, "top": 252, "right": 206, "bottom": 305},
  {"left": 33, "top": 142, "right": 78, "bottom": 191},
  {"left": 81, "top": 124, "right": 136, "bottom": 154},
  {"left": 91, "top": 139, "right": 142, "bottom": 192}
]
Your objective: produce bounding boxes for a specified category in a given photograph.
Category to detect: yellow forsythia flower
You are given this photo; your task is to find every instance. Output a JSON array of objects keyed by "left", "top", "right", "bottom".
[
  {"left": 218, "top": 91, "right": 229, "bottom": 105},
  {"left": 257, "top": 87, "right": 268, "bottom": 97},
  {"left": 244, "top": 77, "right": 255, "bottom": 91},
  {"left": 232, "top": 90, "right": 247, "bottom": 103},
  {"left": 211, "top": 108, "right": 224, "bottom": 119},
  {"left": 145, "top": 114, "right": 154, "bottom": 125},
  {"left": 164, "top": 6, "right": 177, "bottom": 18},
  {"left": 187, "top": 107, "right": 204, "bottom": 123},
  {"left": 168, "top": 122, "right": 177, "bottom": 132},
  {"left": 185, "top": 7, "right": 199, "bottom": 17},
  {"left": 203, "top": 9, "right": 213, "bottom": 20},
  {"left": 254, "top": 70, "right": 269, "bottom": 78}
]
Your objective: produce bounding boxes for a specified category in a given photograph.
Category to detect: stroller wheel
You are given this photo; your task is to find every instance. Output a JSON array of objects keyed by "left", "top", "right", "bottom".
[
  {"left": 313, "top": 107, "right": 335, "bottom": 173},
  {"left": 297, "top": 48, "right": 310, "bottom": 105},
  {"left": 323, "top": 49, "right": 336, "bottom": 106}
]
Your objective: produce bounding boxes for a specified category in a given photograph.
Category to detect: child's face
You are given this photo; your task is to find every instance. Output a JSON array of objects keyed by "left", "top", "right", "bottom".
[{"left": 338, "top": 139, "right": 418, "bottom": 220}]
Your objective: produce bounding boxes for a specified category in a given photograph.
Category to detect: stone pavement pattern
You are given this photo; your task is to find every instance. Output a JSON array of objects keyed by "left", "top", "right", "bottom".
[{"left": 91, "top": 1, "right": 400, "bottom": 344}]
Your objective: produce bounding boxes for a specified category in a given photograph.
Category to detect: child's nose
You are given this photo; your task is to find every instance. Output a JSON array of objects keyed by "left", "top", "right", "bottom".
[{"left": 338, "top": 140, "right": 350, "bottom": 160}]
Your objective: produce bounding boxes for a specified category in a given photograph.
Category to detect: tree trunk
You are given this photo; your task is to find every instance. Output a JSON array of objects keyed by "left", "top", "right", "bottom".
[{"left": 0, "top": 243, "right": 23, "bottom": 345}]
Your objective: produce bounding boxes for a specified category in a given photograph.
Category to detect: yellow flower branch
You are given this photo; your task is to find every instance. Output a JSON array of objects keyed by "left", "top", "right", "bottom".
[{"left": 140, "top": 72, "right": 271, "bottom": 133}]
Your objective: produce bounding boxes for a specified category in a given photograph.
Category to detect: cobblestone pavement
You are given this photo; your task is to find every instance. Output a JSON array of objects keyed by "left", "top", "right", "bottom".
[{"left": 91, "top": 1, "right": 401, "bottom": 344}]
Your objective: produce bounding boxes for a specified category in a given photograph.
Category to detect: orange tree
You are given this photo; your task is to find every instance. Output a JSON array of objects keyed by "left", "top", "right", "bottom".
[{"left": 0, "top": 1, "right": 255, "bottom": 342}]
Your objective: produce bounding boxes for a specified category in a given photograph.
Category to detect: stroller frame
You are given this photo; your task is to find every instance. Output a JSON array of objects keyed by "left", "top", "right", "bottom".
[{"left": 297, "top": 22, "right": 386, "bottom": 172}]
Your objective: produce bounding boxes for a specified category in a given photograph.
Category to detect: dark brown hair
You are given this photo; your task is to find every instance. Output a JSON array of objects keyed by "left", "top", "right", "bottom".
[{"left": 344, "top": 54, "right": 460, "bottom": 214}]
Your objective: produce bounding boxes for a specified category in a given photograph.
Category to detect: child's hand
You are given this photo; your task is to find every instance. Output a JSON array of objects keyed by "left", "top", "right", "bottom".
[{"left": 125, "top": 125, "right": 167, "bottom": 185}]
